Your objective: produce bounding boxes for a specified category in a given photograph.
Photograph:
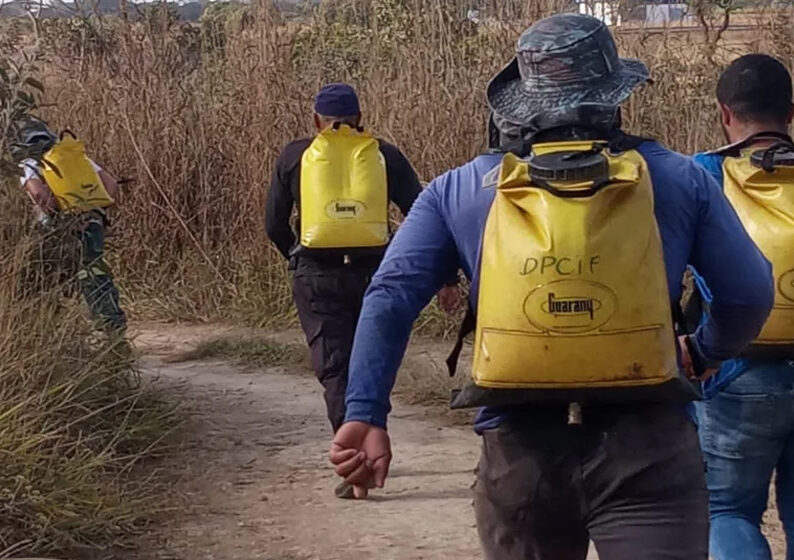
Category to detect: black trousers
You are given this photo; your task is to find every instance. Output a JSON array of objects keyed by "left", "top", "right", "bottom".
[
  {"left": 474, "top": 404, "right": 709, "bottom": 560},
  {"left": 291, "top": 257, "right": 377, "bottom": 433}
]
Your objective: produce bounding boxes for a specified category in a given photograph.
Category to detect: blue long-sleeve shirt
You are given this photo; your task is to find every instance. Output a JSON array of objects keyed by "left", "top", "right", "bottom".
[
  {"left": 346, "top": 141, "right": 774, "bottom": 432},
  {"left": 691, "top": 151, "right": 789, "bottom": 398}
]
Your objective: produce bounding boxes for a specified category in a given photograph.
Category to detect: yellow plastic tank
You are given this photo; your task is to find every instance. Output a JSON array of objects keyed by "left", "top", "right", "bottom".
[
  {"left": 473, "top": 142, "right": 678, "bottom": 389},
  {"left": 300, "top": 124, "right": 388, "bottom": 249},
  {"left": 41, "top": 134, "right": 113, "bottom": 213},
  {"left": 723, "top": 151, "right": 794, "bottom": 347}
]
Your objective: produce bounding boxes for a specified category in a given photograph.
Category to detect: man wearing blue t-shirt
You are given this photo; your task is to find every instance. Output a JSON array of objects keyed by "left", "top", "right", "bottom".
[{"left": 692, "top": 54, "right": 794, "bottom": 560}]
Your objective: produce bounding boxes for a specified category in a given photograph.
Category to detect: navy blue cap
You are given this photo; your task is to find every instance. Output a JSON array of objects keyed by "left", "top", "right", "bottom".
[{"left": 314, "top": 83, "right": 361, "bottom": 117}]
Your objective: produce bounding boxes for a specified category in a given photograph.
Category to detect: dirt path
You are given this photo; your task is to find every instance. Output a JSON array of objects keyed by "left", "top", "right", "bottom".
[
  {"left": 128, "top": 323, "right": 783, "bottom": 560},
  {"left": 131, "top": 323, "right": 491, "bottom": 560}
]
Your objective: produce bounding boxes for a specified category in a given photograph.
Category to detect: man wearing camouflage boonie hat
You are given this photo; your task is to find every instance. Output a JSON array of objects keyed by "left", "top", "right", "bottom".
[{"left": 330, "top": 13, "right": 774, "bottom": 559}]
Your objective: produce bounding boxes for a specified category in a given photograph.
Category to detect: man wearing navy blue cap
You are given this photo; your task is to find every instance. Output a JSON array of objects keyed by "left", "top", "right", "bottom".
[
  {"left": 313, "top": 83, "right": 360, "bottom": 118},
  {"left": 266, "top": 84, "right": 460, "bottom": 498}
]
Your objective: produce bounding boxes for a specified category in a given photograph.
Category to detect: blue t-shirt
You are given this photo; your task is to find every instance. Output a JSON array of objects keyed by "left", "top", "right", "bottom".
[
  {"left": 691, "top": 152, "right": 725, "bottom": 186},
  {"left": 345, "top": 142, "right": 774, "bottom": 433}
]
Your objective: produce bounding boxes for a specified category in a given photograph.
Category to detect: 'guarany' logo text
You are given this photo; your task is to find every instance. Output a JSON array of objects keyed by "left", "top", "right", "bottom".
[
  {"left": 524, "top": 280, "right": 616, "bottom": 334},
  {"left": 326, "top": 199, "right": 366, "bottom": 220},
  {"left": 544, "top": 293, "right": 598, "bottom": 320}
]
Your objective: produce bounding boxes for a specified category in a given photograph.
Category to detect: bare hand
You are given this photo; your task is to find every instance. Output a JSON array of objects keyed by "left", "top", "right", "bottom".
[
  {"left": 437, "top": 285, "right": 462, "bottom": 315},
  {"left": 678, "top": 335, "right": 719, "bottom": 381},
  {"left": 329, "top": 421, "right": 392, "bottom": 499}
]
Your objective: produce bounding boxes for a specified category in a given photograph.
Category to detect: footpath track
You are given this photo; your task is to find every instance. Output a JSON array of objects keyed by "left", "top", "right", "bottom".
[{"left": 129, "top": 323, "right": 784, "bottom": 560}]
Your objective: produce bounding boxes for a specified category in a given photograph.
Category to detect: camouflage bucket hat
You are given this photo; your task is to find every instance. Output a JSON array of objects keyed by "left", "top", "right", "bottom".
[
  {"left": 8, "top": 117, "right": 57, "bottom": 163},
  {"left": 487, "top": 13, "right": 650, "bottom": 127}
]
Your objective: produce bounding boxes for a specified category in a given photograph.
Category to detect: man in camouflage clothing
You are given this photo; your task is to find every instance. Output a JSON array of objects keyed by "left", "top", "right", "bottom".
[{"left": 12, "top": 118, "right": 127, "bottom": 336}]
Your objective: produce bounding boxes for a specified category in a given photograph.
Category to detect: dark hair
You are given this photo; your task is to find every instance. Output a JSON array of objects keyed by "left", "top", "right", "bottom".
[
  {"left": 316, "top": 113, "right": 360, "bottom": 127},
  {"left": 717, "top": 54, "right": 793, "bottom": 124}
]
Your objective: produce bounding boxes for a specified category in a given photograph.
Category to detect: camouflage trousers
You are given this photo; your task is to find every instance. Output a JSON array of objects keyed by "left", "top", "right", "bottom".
[{"left": 19, "top": 213, "right": 127, "bottom": 333}]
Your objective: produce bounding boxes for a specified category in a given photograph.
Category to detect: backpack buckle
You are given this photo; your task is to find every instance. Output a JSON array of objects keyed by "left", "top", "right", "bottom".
[{"left": 568, "top": 402, "right": 583, "bottom": 425}]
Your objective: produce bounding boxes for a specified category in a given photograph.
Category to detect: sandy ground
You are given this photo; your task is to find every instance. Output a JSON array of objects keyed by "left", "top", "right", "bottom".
[
  {"left": 129, "top": 323, "right": 491, "bottom": 560},
  {"left": 127, "top": 323, "right": 785, "bottom": 560}
]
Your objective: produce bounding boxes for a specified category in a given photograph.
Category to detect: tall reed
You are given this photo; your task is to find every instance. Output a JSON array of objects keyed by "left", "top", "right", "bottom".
[{"left": 17, "top": 0, "right": 789, "bottom": 328}]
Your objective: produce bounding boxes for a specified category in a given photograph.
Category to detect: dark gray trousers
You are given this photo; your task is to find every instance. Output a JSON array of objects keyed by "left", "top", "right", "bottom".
[{"left": 474, "top": 404, "right": 709, "bottom": 560}]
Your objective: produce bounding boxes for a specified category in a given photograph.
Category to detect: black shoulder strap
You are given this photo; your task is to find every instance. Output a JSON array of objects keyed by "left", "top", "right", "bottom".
[
  {"left": 331, "top": 121, "right": 364, "bottom": 133},
  {"left": 671, "top": 301, "right": 707, "bottom": 379},
  {"left": 755, "top": 141, "right": 794, "bottom": 172},
  {"left": 606, "top": 130, "right": 652, "bottom": 152},
  {"left": 708, "top": 131, "right": 794, "bottom": 157},
  {"left": 489, "top": 129, "right": 651, "bottom": 158},
  {"left": 494, "top": 137, "right": 532, "bottom": 158},
  {"left": 446, "top": 306, "right": 476, "bottom": 377},
  {"left": 683, "top": 334, "right": 707, "bottom": 379},
  {"left": 487, "top": 113, "right": 500, "bottom": 151},
  {"left": 671, "top": 301, "right": 688, "bottom": 337}
]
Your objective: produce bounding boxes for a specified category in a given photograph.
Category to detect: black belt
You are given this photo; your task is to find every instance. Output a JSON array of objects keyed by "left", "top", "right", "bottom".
[{"left": 292, "top": 252, "right": 382, "bottom": 269}]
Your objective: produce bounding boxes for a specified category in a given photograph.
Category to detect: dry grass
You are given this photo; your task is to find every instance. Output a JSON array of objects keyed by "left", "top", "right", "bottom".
[
  {"left": 394, "top": 337, "right": 476, "bottom": 425},
  {"left": 168, "top": 335, "right": 303, "bottom": 368},
  {"left": 1, "top": 0, "right": 793, "bottom": 552},
  {"left": 0, "top": 250, "right": 176, "bottom": 556},
  {"left": 5, "top": 0, "right": 788, "bottom": 332},
  {"left": 0, "top": 51, "right": 176, "bottom": 558}
]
